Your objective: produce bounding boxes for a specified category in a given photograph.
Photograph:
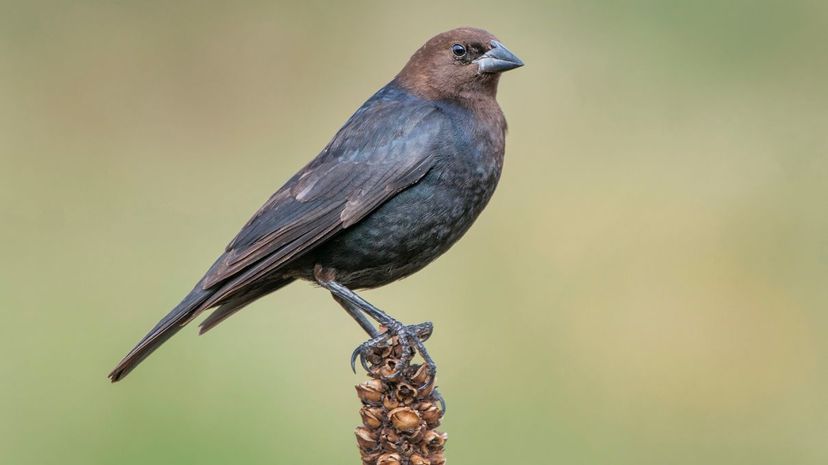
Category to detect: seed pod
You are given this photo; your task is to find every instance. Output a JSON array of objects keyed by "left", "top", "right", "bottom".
[
  {"left": 379, "top": 358, "right": 402, "bottom": 379},
  {"left": 410, "top": 453, "right": 431, "bottom": 465},
  {"left": 376, "top": 338, "right": 394, "bottom": 359},
  {"left": 379, "top": 427, "right": 400, "bottom": 446},
  {"left": 411, "top": 364, "right": 431, "bottom": 386},
  {"left": 356, "top": 379, "right": 384, "bottom": 404},
  {"left": 399, "top": 441, "right": 416, "bottom": 457},
  {"left": 355, "top": 426, "right": 379, "bottom": 450},
  {"left": 395, "top": 382, "right": 417, "bottom": 405},
  {"left": 390, "top": 338, "right": 404, "bottom": 358},
  {"left": 415, "top": 401, "right": 433, "bottom": 411},
  {"left": 361, "top": 451, "right": 381, "bottom": 465},
  {"left": 419, "top": 402, "right": 442, "bottom": 427},
  {"left": 418, "top": 381, "right": 436, "bottom": 397},
  {"left": 376, "top": 452, "right": 402, "bottom": 465},
  {"left": 360, "top": 406, "right": 383, "bottom": 429},
  {"left": 402, "top": 423, "right": 425, "bottom": 442},
  {"left": 424, "top": 430, "right": 447, "bottom": 450},
  {"left": 389, "top": 407, "right": 421, "bottom": 432},
  {"left": 366, "top": 352, "right": 384, "bottom": 369},
  {"left": 382, "top": 394, "right": 400, "bottom": 410},
  {"left": 430, "top": 452, "right": 446, "bottom": 465}
]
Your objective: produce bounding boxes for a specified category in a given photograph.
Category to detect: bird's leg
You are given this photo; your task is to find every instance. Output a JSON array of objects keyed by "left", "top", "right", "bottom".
[
  {"left": 315, "top": 268, "right": 437, "bottom": 382},
  {"left": 332, "top": 294, "right": 381, "bottom": 339},
  {"left": 331, "top": 294, "right": 381, "bottom": 372}
]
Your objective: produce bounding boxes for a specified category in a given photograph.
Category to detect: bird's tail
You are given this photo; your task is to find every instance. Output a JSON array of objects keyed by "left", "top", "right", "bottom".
[
  {"left": 198, "top": 277, "right": 295, "bottom": 335},
  {"left": 108, "top": 283, "right": 211, "bottom": 382}
]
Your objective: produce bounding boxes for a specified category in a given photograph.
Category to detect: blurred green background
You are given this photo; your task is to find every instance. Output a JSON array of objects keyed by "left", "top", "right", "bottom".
[{"left": 2, "top": 1, "right": 827, "bottom": 464}]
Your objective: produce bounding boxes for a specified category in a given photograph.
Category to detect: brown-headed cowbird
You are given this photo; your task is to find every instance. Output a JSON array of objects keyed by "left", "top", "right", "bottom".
[{"left": 109, "top": 27, "right": 523, "bottom": 382}]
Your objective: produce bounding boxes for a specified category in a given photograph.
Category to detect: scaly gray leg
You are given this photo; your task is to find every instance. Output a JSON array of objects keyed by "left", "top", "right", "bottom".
[{"left": 315, "top": 267, "right": 436, "bottom": 382}]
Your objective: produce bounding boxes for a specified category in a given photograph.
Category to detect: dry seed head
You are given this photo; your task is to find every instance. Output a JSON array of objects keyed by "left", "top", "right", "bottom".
[
  {"left": 380, "top": 427, "right": 400, "bottom": 445},
  {"left": 411, "top": 364, "right": 431, "bottom": 385},
  {"left": 382, "top": 394, "right": 400, "bottom": 410},
  {"left": 376, "top": 452, "right": 402, "bottom": 465},
  {"left": 356, "top": 379, "right": 384, "bottom": 403},
  {"left": 395, "top": 382, "right": 418, "bottom": 404},
  {"left": 355, "top": 426, "right": 379, "bottom": 450},
  {"left": 379, "top": 358, "right": 402, "bottom": 379},
  {"left": 391, "top": 338, "right": 404, "bottom": 358},
  {"left": 399, "top": 441, "right": 416, "bottom": 457},
  {"left": 418, "top": 381, "right": 436, "bottom": 397},
  {"left": 424, "top": 430, "right": 447, "bottom": 450},
  {"left": 430, "top": 452, "right": 446, "bottom": 465},
  {"left": 377, "top": 341, "right": 394, "bottom": 359},
  {"left": 410, "top": 453, "right": 431, "bottom": 465},
  {"left": 362, "top": 451, "right": 382, "bottom": 465},
  {"left": 354, "top": 328, "right": 446, "bottom": 464},
  {"left": 389, "top": 407, "right": 421, "bottom": 432},
  {"left": 419, "top": 403, "right": 442, "bottom": 427},
  {"left": 403, "top": 424, "right": 426, "bottom": 443},
  {"left": 360, "top": 406, "right": 383, "bottom": 429}
]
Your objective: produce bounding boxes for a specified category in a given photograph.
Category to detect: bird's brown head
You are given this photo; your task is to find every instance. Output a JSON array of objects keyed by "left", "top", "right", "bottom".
[{"left": 395, "top": 27, "right": 523, "bottom": 102}]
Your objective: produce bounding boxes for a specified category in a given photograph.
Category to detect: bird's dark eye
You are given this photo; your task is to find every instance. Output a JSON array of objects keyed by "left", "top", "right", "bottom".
[{"left": 451, "top": 44, "right": 467, "bottom": 58}]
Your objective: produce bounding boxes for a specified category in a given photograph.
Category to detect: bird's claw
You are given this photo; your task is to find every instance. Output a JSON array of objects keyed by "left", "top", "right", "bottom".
[
  {"left": 349, "top": 321, "right": 436, "bottom": 380},
  {"left": 350, "top": 335, "right": 385, "bottom": 373},
  {"left": 433, "top": 388, "right": 447, "bottom": 414}
]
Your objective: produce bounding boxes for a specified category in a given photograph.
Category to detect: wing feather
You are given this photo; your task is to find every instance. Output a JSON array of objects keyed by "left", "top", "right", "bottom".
[{"left": 200, "top": 91, "right": 449, "bottom": 297}]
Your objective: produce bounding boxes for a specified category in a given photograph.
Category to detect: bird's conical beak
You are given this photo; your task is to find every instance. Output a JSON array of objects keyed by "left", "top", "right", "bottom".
[{"left": 474, "top": 40, "right": 524, "bottom": 74}]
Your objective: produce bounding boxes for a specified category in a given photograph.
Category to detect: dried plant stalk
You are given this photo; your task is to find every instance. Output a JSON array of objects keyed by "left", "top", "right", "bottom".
[{"left": 354, "top": 333, "right": 446, "bottom": 465}]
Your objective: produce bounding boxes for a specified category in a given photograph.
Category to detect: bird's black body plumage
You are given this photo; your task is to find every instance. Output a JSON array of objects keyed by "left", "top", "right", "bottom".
[
  {"left": 109, "top": 27, "right": 521, "bottom": 382},
  {"left": 291, "top": 83, "right": 505, "bottom": 288}
]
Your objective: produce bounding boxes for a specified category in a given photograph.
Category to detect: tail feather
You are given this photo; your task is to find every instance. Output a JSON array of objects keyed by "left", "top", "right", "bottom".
[
  {"left": 108, "top": 275, "right": 296, "bottom": 382},
  {"left": 108, "top": 284, "right": 211, "bottom": 382},
  {"left": 199, "top": 277, "right": 294, "bottom": 334}
]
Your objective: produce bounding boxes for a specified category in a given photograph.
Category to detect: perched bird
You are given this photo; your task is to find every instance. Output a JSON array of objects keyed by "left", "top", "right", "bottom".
[{"left": 109, "top": 27, "right": 523, "bottom": 382}]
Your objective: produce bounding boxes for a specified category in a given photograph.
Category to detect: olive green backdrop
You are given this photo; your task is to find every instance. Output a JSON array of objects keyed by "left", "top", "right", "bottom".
[{"left": 2, "top": 1, "right": 826, "bottom": 464}]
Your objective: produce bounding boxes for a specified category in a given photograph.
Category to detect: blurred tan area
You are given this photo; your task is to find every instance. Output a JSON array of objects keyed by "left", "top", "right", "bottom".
[{"left": 1, "top": 1, "right": 827, "bottom": 464}]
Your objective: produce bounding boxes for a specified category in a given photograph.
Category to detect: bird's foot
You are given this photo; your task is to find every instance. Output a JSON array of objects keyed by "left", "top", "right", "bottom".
[{"left": 350, "top": 321, "right": 436, "bottom": 384}]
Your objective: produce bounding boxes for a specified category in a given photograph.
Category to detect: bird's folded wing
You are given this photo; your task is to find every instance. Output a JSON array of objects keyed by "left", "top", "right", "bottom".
[{"left": 198, "top": 100, "right": 449, "bottom": 307}]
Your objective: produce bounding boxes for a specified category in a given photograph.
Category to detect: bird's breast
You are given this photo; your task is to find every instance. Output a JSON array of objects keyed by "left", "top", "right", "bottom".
[{"left": 302, "top": 139, "right": 503, "bottom": 289}]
